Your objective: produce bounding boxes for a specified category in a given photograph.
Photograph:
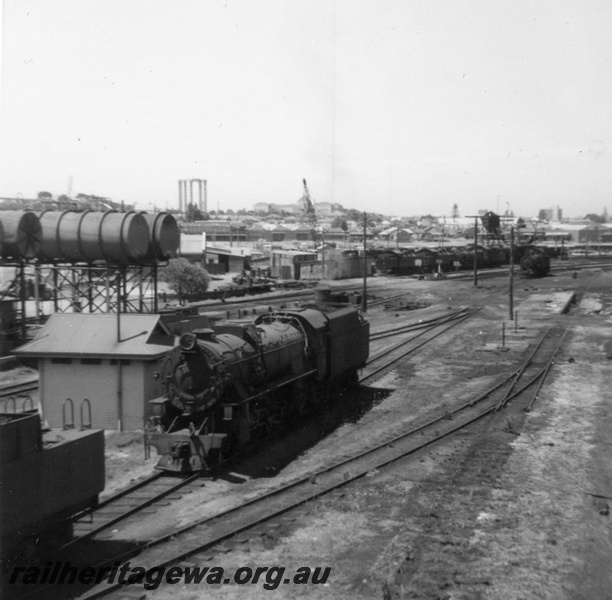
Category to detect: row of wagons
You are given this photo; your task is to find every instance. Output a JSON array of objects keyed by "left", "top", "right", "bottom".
[{"left": 374, "top": 244, "right": 555, "bottom": 276}]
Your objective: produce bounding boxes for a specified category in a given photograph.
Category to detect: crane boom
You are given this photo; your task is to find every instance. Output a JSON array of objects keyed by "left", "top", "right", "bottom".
[{"left": 302, "top": 178, "right": 319, "bottom": 244}]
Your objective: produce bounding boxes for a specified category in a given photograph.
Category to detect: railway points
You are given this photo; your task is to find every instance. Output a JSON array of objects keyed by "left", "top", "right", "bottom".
[
  {"left": 43, "top": 290, "right": 572, "bottom": 600},
  {"left": 4, "top": 259, "right": 612, "bottom": 600}
]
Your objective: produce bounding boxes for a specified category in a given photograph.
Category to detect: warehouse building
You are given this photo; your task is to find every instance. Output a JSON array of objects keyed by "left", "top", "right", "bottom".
[{"left": 546, "top": 222, "right": 612, "bottom": 243}]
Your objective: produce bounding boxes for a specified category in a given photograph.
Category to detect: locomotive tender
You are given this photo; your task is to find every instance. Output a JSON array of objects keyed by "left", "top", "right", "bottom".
[{"left": 147, "top": 307, "right": 369, "bottom": 473}]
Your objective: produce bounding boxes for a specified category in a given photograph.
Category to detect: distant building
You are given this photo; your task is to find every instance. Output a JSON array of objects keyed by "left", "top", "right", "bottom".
[
  {"left": 443, "top": 217, "right": 474, "bottom": 235},
  {"left": 379, "top": 226, "right": 415, "bottom": 244},
  {"left": 315, "top": 202, "right": 334, "bottom": 216},
  {"left": 546, "top": 222, "right": 612, "bottom": 243},
  {"left": 253, "top": 202, "right": 271, "bottom": 213},
  {"left": 539, "top": 206, "right": 563, "bottom": 221},
  {"left": 180, "top": 220, "right": 247, "bottom": 243},
  {"left": 253, "top": 202, "right": 302, "bottom": 215},
  {"left": 270, "top": 250, "right": 317, "bottom": 279}
]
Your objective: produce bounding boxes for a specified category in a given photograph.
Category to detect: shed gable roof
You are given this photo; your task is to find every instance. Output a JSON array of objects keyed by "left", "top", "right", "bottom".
[{"left": 14, "top": 313, "right": 175, "bottom": 359}]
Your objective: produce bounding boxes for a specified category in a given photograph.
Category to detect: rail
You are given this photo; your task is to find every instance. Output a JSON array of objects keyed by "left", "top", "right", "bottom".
[
  {"left": 361, "top": 307, "right": 477, "bottom": 383},
  {"left": 70, "top": 319, "right": 569, "bottom": 600}
]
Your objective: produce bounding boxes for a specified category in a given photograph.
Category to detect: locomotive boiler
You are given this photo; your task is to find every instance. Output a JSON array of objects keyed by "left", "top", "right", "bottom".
[{"left": 147, "top": 307, "right": 369, "bottom": 473}]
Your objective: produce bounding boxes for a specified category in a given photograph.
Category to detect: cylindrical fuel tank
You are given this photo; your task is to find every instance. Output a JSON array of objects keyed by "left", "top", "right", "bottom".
[
  {"left": 0, "top": 211, "right": 41, "bottom": 259},
  {"left": 38, "top": 210, "right": 150, "bottom": 263},
  {"left": 78, "top": 211, "right": 149, "bottom": 263},
  {"left": 141, "top": 212, "right": 180, "bottom": 261},
  {"left": 38, "top": 210, "right": 66, "bottom": 261}
]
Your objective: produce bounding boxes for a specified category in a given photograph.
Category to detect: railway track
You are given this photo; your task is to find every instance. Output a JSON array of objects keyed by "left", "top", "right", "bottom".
[
  {"left": 0, "top": 377, "right": 38, "bottom": 401},
  {"left": 12, "top": 268, "right": 598, "bottom": 599},
  {"left": 362, "top": 306, "right": 478, "bottom": 382},
  {"left": 62, "top": 473, "right": 203, "bottom": 550},
  {"left": 11, "top": 474, "right": 206, "bottom": 599},
  {"left": 52, "top": 309, "right": 471, "bottom": 553},
  {"left": 369, "top": 307, "right": 474, "bottom": 341},
  {"left": 63, "top": 315, "right": 568, "bottom": 600}
]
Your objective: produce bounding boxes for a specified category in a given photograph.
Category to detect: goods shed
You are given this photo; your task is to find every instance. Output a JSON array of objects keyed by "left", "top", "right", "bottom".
[
  {"left": 14, "top": 313, "right": 176, "bottom": 430},
  {"left": 546, "top": 223, "right": 612, "bottom": 243}
]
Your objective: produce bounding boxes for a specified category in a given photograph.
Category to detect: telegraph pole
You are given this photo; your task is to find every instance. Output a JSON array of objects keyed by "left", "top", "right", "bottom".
[
  {"left": 321, "top": 229, "right": 325, "bottom": 280},
  {"left": 509, "top": 225, "right": 515, "bottom": 320},
  {"left": 474, "top": 216, "right": 478, "bottom": 286},
  {"left": 362, "top": 212, "right": 367, "bottom": 312},
  {"left": 466, "top": 215, "right": 480, "bottom": 286}
]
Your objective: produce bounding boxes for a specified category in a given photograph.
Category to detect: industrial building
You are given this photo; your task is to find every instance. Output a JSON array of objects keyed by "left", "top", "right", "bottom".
[{"left": 546, "top": 222, "right": 612, "bottom": 243}]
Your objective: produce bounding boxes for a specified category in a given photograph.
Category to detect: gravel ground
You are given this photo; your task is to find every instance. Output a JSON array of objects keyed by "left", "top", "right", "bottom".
[{"left": 24, "top": 266, "right": 612, "bottom": 600}]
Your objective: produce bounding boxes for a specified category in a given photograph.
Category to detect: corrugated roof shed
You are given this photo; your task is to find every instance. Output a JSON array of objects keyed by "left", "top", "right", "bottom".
[{"left": 14, "top": 313, "right": 175, "bottom": 359}]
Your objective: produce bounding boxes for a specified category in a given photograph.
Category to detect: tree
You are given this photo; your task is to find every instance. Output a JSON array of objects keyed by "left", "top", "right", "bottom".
[
  {"left": 159, "top": 258, "right": 211, "bottom": 301},
  {"left": 585, "top": 213, "right": 606, "bottom": 224},
  {"left": 331, "top": 217, "right": 348, "bottom": 231},
  {"left": 464, "top": 226, "right": 476, "bottom": 239},
  {"left": 346, "top": 209, "right": 363, "bottom": 222},
  {"left": 37, "top": 191, "right": 53, "bottom": 199},
  {"left": 185, "top": 203, "right": 205, "bottom": 222}
]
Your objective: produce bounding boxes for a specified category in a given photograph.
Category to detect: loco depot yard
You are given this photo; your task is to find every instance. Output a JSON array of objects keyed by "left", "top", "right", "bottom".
[
  {"left": 5, "top": 4, "right": 612, "bottom": 599},
  {"left": 10, "top": 264, "right": 605, "bottom": 600}
]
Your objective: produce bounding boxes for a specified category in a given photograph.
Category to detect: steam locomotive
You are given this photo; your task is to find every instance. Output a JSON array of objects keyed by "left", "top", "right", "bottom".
[{"left": 147, "top": 307, "right": 369, "bottom": 473}]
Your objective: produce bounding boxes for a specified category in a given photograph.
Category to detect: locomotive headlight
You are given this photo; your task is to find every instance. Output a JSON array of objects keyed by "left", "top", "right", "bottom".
[{"left": 180, "top": 332, "right": 198, "bottom": 352}]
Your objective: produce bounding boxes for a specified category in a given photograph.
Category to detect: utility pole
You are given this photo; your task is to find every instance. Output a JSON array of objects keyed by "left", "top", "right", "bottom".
[
  {"left": 509, "top": 225, "right": 515, "bottom": 320},
  {"left": 474, "top": 217, "right": 478, "bottom": 286},
  {"left": 362, "top": 212, "right": 367, "bottom": 313},
  {"left": 116, "top": 272, "right": 122, "bottom": 342},
  {"left": 321, "top": 229, "right": 325, "bottom": 280},
  {"left": 466, "top": 215, "right": 479, "bottom": 286}
]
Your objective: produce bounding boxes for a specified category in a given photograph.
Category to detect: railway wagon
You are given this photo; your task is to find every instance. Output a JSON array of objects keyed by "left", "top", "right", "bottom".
[
  {"left": 401, "top": 248, "right": 437, "bottom": 275},
  {"left": 374, "top": 250, "right": 401, "bottom": 275},
  {"left": 147, "top": 307, "right": 369, "bottom": 473},
  {"left": 0, "top": 410, "right": 104, "bottom": 562},
  {"left": 376, "top": 244, "right": 515, "bottom": 276},
  {"left": 486, "top": 244, "right": 510, "bottom": 268},
  {"left": 457, "top": 244, "right": 488, "bottom": 270},
  {"left": 432, "top": 248, "right": 457, "bottom": 273}
]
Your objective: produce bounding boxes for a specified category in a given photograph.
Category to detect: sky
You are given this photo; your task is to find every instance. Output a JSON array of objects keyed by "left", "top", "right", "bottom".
[{"left": 1, "top": 0, "right": 612, "bottom": 219}]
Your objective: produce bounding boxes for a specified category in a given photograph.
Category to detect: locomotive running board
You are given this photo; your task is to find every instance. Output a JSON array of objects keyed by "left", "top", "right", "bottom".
[{"left": 224, "top": 369, "right": 318, "bottom": 407}]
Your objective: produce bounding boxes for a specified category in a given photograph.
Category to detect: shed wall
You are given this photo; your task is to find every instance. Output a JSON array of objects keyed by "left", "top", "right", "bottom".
[{"left": 40, "top": 359, "right": 156, "bottom": 430}]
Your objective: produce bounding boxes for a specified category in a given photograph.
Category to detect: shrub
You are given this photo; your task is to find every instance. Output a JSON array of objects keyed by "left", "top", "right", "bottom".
[{"left": 159, "top": 258, "right": 211, "bottom": 300}]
